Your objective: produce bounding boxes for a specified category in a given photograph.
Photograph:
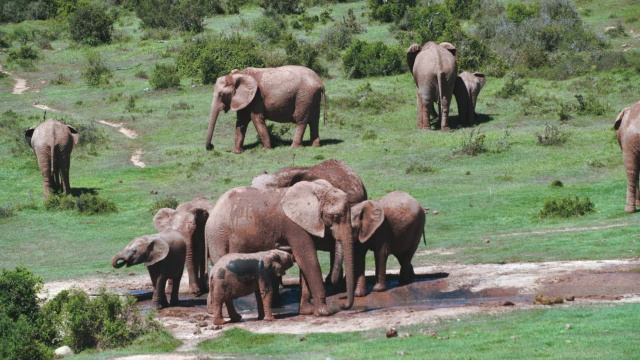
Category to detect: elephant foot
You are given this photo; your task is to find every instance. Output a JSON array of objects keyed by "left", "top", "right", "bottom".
[
  {"left": 189, "top": 284, "right": 200, "bottom": 295},
  {"left": 625, "top": 206, "right": 636, "bottom": 213},
  {"left": 229, "top": 313, "right": 242, "bottom": 323},
  {"left": 441, "top": 126, "right": 451, "bottom": 132},
  {"left": 213, "top": 317, "right": 226, "bottom": 325},
  {"left": 354, "top": 285, "right": 367, "bottom": 297},
  {"left": 311, "top": 139, "right": 321, "bottom": 147},
  {"left": 313, "top": 304, "right": 332, "bottom": 317},
  {"left": 372, "top": 282, "right": 387, "bottom": 292},
  {"left": 299, "top": 303, "right": 315, "bottom": 315},
  {"left": 232, "top": 148, "right": 244, "bottom": 154},
  {"left": 263, "top": 316, "right": 275, "bottom": 321}
]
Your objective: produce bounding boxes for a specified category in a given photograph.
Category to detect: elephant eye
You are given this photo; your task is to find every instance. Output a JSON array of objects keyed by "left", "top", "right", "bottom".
[{"left": 332, "top": 214, "right": 341, "bottom": 223}]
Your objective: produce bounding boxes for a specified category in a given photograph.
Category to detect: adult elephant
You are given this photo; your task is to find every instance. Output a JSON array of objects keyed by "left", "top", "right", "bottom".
[
  {"left": 454, "top": 71, "right": 487, "bottom": 127},
  {"left": 24, "top": 118, "right": 79, "bottom": 199},
  {"left": 406, "top": 42, "right": 458, "bottom": 131},
  {"left": 205, "top": 180, "right": 355, "bottom": 316},
  {"left": 252, "top": 158, "right": 367, "bottom": 286},
  {"left": 614, "top": 100, "right": 640, "bottom": 213},
  {"left": 204, "top": 66, "right": 326, "bottom": 154},
  {"left": 153, "top": 197, "right": 213, "bottom": 295}
]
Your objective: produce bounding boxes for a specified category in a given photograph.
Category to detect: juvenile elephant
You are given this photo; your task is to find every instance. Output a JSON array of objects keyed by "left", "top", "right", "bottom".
[
  {"left": 153, "top": 197, "right": 213, "bottom": 295},
  {"left": 406, "top": 42, "right": 458, "bottom": 131},
  {"left": 24, "top": 118, "right": 79, "bottom": 199},
  {"left": 208, "top": 249, "right": 294, "bottom": 325},
  {"left": 350, "top": 191, "right": 426, "bottom": 297},
  {"left": 614, "top": 100, "right": 640, "bottom": 212},
  {"left": 454, "top": 71, "right": 487, "bottom": 127},
  {"left": 112, "top": 232, "right": 186, "bottom": 309},
  {"left": 205, "top": 179, "right": 355, "bottom": 317},
  {"left": 205, "top": 65, "right": 326, "bottom": 154}
]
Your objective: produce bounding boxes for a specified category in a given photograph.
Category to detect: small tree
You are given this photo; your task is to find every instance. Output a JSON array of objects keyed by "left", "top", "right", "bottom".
[
  {"left": 149, "top": 63, "right": 181, "bottom": 89},
  {"left": 68, "top": 2, "right": 115, "bottom": 46}
]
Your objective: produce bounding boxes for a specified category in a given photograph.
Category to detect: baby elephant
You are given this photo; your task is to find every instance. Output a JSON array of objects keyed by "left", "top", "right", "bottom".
[
  {"left": 207, "top": 249, "right": 294, "bottom": 325},
  {"left": 112, "top": 231, "right": 186, "bottom": 309},
  {"left": 350, "top": 191, "right": 426, "bottom": 297}
]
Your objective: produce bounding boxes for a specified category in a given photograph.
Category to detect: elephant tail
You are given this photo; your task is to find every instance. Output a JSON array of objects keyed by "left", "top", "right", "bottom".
[
  {"left": 322, "top": 86, "right": 327, "bottom": 125},
  {"left": 437, "top": 71, "right": 445, "bottom": 115}
]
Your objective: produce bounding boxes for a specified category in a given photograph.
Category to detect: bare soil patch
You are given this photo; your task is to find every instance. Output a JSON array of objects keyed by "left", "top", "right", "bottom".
[{"left": 42, "top": 259, "right": 640, "bottom": 356}]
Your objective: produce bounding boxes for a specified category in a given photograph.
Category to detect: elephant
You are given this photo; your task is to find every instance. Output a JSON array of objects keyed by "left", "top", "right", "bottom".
[
  {"left": 24, "top": 118, "right": 79, "bottom": 199},
  {"left": 406, "top": 42, "right": 458, "bottom": 131},
  {"left": 252, "top": 158, "right": 367, "bottom": 286},
  {"left": 204, "top": 65, "right": 326, "bottom": 154},
  {"left": 350, "top": 191, "right": 426, "bottom": 297},
  {"left": 454, "top": 71, "right": 487, "bottom": 127},
  {"left": 204, "top": 179, "right": 355, "bottom": 317},
  {"left": 207, "top": 249, "right": 295, "bottom": 325},
  {"left": 112, "top": 231, "right": 186, "bottom": 309},
  {"left": 153, "top": 197, "right": 213, "bottom": 296},
  {"left": 614, "top": 100, "right": 640, "bottom": 213}
]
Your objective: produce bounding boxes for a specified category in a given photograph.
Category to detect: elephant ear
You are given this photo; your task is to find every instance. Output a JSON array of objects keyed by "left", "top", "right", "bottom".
[
  {"left": 24, "top": 127, "right": 36, "bottom": 149},
  {"left": 358, "top": 200, "right": 384, "bottom": 244},
  {"left": 282, "top": 181, "right": 325, "bottom": 238},
  {"left": 406, "top": 43, "right": 421, "bottom": 72},
  {"left": 153, "top": 208, "right": 177, "bottom": 232},
  {"left": 67, "top": 125, "right": 79, "bottom": 146},
  {"left": 145, "top": 236, "right": 170, "bottom": 266},
  {"left": 439, "top": 42, "right": 457, "bottom": 58},
  {"left": 230, "top": 74, "right": 258, "bottom": 111},
  {"left": 473, "top": 72, "right": 486, "bottom": 90},
  {"left": 615, "top": 107, "right": 631, "bottom": 130}
]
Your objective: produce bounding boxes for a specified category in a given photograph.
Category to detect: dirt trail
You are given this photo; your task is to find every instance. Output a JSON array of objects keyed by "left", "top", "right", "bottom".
[
  {"left": 0, "top": 64, "right": 29, "bottom": 94},
  {"left": 42, "top": 259, "right": 640, "bottom": 356}
]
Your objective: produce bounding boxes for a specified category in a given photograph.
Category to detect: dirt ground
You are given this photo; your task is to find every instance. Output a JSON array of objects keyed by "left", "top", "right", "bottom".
[{"left": 42, "top": 258, "right": 640, "bottom": 358}]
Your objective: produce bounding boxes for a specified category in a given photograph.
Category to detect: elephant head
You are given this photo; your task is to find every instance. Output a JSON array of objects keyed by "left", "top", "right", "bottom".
[
  {"left": 350, "top": 200, "right": 385, "bottom": 244},
  {"left": 454, "top": 71, "right": 486, "bottom": 127},
  {"left": 264, "top": 249, "right": 295, "bottom": 276},
  {"left": 282, "top": 180, "right": 355, "bottom": 310},
  {"left": 153, "top": 197, "right": 211, "bottom": 295},
  {"left": 112, "top": 235, "right": 170, "bottom": 268},
  {"left": 205, "top": 71, "right": 258, "bottom": 151}
]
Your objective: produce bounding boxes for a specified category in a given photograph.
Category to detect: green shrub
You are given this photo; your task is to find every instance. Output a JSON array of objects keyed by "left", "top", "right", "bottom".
[
  {"left": 135, "top": 0, "right": 220, "bottom": 32},
  {"left": 76, "top": 193, "right": 118, "bottom": 215},
  {"left": 496, "top": 73, "right": 525, "bottom": 98},
  {"left": 283, "top": 36, "right": 327, "bottom": 76},
  {"left": 44, "top": 193, "right": 77, "bottom": 211},
  {"left": 0, "top": 266, "right": 43, "bottom": 322},
  {"left": 68, "top": 2, "right": 115, "bottom": 46},
  {"left": 320, "top": 8, "right": 364, "bottom": 58},
  {"left": 149, "top": 63, "right": 181, "bottom": 90},
  {"left": 401, "top": 3, "right": 463, "bottom": 45},
  {"left": 445, "top": 0, "right": 477, "bottom": 20},
  {"left": 505, "top": 2, "right": 540, "bottom": 25},
  {"left": 342, "top": 40, "right": 405, "bottom": 78},
  {"left": 149, "top": 195, "right": 179, "bottom": 214},
  {"left": 64, "top": 118, "right": 109, "bottom": 151},
  {"left": 82, "top": 51, "right": 112, "bottom": 87},
  {"left": 7, "top": 44, "right": 40, "bottom": 62},
  {"left": 0, "top": 110, "right": 32, "bottom": 157},
  {"left": 0, "top": 205, "right": 14, "bottom": 219},
  {"left": 253, "top": 14, "right": 288, "bottom": 44},
  {"left": 550, "top": 179, "right": 564, "bottom": 188},
  {"left": 575, "top": 94, "right": 609, "bottom": 116},
  {"left": 538, "top": 196, "right": 595, "bottom": 219},
  {"left": 367, "top": 0, "right": 416, "bottom": 23},
  {"left": 535, "top": 124, "right": 569, "bottom": 146},
  {"left": 405, "top": 159, "right": 437, "bottom": 175},
  {"left": 172, "top": 101, "right": 193, "bottom": 110},
  {"left": 332, "top": 81, "right": 402, "bottom": 114},
  {"left": 259, "top": 0, "right": 303, "bottom": 15},
  {"left": 453, "top": 129, "right": 487, "bottom": 156}
]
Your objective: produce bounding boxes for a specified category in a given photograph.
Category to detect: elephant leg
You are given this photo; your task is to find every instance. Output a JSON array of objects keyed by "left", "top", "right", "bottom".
[
  {"left": 397, "top": 253, "right": 416, "bottom": 285},
  {"left": 354, "top": 246, "right": 367, "bottom": 298},
  {"left": 226, "top": 300, "right": 242, "bottom": 323},
  {"left": 299, "top": 273, "right": 314, "bottom": 315},
  {"left": 233, "top": 114, "right": 251, "bottom": 154},
  {"left": 440, "top": 93, "right": 452, "bottom": 132},
  {"left": 257, "top": 275, "right": 275, "bottom": 321},
  {"left": 291, "top": 123, "right": 306, "bottom": 148},
  {"left": 624, "top": 153, "right": 639, "bottom": 213},
  {"left": 59, "top": 149, "right": 72, "bottom": 195},
  {"left": 309, "top": 116, "right": 321, "bottom": 147},
  {"left": 254, "top": 289, "right": 266, "bottom": 320},
  {"left": 207, "top": 277, "right": 226, "bottom": 325},
  {"left": 251, "top": 113, "right": 272, "bottom": 150},
  {"left": 416, "top": 93, "right": 429, "bottom": 130},
  {"left": 169, "top": 277, "right": 180, "bottom": 306},
  {"left": 153, "top": 275, "right": 169, "bottom": 309},
  {"left": 372, "top": 243, "right": 389, "bottom": 292},
  {"left": 35, "top": 150, "right": 53, "bottom": 199},
  {"left": 296, "top": 251, "right": 330, "bottom": 316}
]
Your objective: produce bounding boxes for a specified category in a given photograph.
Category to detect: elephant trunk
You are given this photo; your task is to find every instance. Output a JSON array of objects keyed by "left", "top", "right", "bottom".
[
  {"left": 335, "top": 220, "right": 354, "bottom": 310},
  {"left": 112, "top": 252, "right": 127, "bottom": 268},
  {"left": 331, "top": 240, "right": 343, "bottom": 285},
  {"left": 205, "top": 97, "right": 221, "bottom": 151}
]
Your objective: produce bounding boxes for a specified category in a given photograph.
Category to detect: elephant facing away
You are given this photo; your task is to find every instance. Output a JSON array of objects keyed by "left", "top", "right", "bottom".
[
  {"left": 454, "top": 71, "right": 486, "bottom": 127},
  {"left": 205, "top": 180, "right": 355, "bottom": 317},
  {"left": 112, "top": 232, "right": 186, "bottom": 309},
  {"left": 208, "top": 249, "right": 295, "bottom": 325},
  {"left": 205, "top": 65, "right": 326, "bottom": 154},
  {"left": 407, "top": 42, "right": 458, "bottom": 131},
  {"left": 614, "top": 100, "right": 640, "bottom": 212},
  {"left": 153, "top": 197, "right": 213, "bottom": 296},
  {"left": 350, "top": 191, "right": 426, "bottom": 297},
  {"left": 25, "top": 118, "right": 79, "bottom": 199}
]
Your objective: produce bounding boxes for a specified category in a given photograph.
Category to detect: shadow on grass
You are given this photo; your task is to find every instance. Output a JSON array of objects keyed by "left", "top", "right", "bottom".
[
  {"left": 241, "top": 138, "right": 344, "bottom": 151},
  {"left": 70, "top": 187, "right": 100, "bottom": 197}
]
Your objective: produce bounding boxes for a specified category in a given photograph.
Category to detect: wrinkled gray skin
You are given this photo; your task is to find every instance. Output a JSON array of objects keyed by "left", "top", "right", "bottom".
[
  {"left": 350, "top": 191, "right": 426, "bottom": 297},
  {"left": 205, "top": 180, "right": 355, "bottom": 317},
  {"left": 252, "top": 159, "right": 368, "bottom": 285},
  {"left": 153, "top": 197, "right": 213, "bottom": 295},
  {"left": 112, "top": 232, "right": 186, "bottom": 309},
  {"left": 614, "top": 100, "right": 640, "bottom": 213},
  {"left": 205, "top": 65, "right": 326, "bottom": 154},
  {"left": 25, "top": 118, "right": 79, "bottom": 199},
  {"left": 207, "top": 249, "right": 294, "bottom": 325},
  {"left": 407, "top": 42, "right": 458, "bottom": 131},
  {"left": 454, "top": 71, "right": 486, "bottom": 127}
]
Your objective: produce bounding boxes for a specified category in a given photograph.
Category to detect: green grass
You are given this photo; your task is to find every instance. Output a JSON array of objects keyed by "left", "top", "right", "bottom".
[{"left": 197, "top": 303, "right": 640, "bottom": 359}]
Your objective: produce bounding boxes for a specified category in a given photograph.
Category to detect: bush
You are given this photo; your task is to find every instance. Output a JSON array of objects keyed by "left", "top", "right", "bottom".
[
  {"left": 445, "top": 0, "right": 477, "bottom": 20},
  {"left": 0, "top": 266, "right": 43, "bottom": 322},
  {"left": 135, "top": 0, "right": 219, "bottom": 32},
  {"left": 149, "top": 63, "right": 181, "bottom": 90},
  {"left": 82, "top": 51, "right": 112, "bottom": 87},
  {"left": 68, "top": 2, "right": 115, "bottom": 46},
  {"left": 367, "top": 0, "right": 416, "bottom": 23},
  {"left": 149, "top": 195, "right": 179, "bottom": 214},
  {"left": 505, "top": 2, "right": 540, "bottom": 25},
  {"left": 259, "top": 0, "right": 303, "bottom": 15},
  {"left": 401, "top": 3, "right": 463, "bottom": 45},
  {"left": 453, "top": 129, "right": 487, "bottom": 156},
  {"left": 332, "top": 81, "right": 402, "bottom": 114},
  {"left": 575, "top": 94, "right": 609, "bottom": 116},
  {"left": 405, "top": 159, "right": 437, "bottom": 174},
  {"left": 538, "top": 196, "right": 595, "bottom": 219},
  {"left": 320, "top": 8, "right": 365, "bottom": 58},
  {"left": 550, "top": 179, "right": 564, "bottom": 188},
  {"left": 7, "top": 44, "right": 40, "bottom": 62},
  {"left": 496, "top": 72, "right": 525, "bottom": 98},
  {"left": 253, "top": 14, "right": 288, "bottom": 44},
  {"left": 283, "top": 35, "right": 327, "bottom": 76},
  {"left": 44, "top": 193, "right": 77, "bottom": 211},
  {"left": 535, "top": 124, "right": 569, "bottom": 146},
  {"left": 76, "top": 193, "right": 118, "bottom": 215},
  {"left": 342, "top": 40, "right": 405, "bottom": 78},
  {"left": 0, "top": 110, "right": 33, "bottom": 157}
]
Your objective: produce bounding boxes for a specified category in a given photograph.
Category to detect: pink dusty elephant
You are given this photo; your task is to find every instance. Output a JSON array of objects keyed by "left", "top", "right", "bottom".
[{"left": 614, "top": 100, "right": 640, "bottom": 213}]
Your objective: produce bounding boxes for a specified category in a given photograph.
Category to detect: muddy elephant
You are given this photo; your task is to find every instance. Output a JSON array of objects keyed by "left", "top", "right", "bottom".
[
  {"left": 350, "top": 191, "right": 426, "bottom": 297},
  {"left": 24, "top": 118, "right": 79, "bottom": 199},
  {"left": 153, "top": 197, "right": 213, "bottom": 295},
  {"left": 614, "top": 100, "right": 640, "bottom": 213},
  {"left": 252, "top": 158, "right": 367, "bottom": 285},
  {"left": 205, "top": 65, "right": 326, "bottom": 154},
  {"left": 205, "top": 179, "right": 355, "bottom": 316},
  {"left": 406, "top": 42, "right": 458, "bottom": 131},
  {"left": 454, "top": 71, "right": 487, "bottom": 127},
  {"left": 112, "top": 232, "right": 186, "bottom": 309},
  {"left": 208, "top": 249, "right": 295, "bottom": 325}
]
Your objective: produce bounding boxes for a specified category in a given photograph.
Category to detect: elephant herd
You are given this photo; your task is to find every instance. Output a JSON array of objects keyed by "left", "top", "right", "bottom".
[{"left": 22, "top": 40, "right": 640, "bottom": 324}]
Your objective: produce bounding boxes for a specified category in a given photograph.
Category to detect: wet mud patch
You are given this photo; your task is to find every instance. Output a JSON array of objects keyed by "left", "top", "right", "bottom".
[{"left": 539, "top": 270, "right": 640, "bottom": 300}]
